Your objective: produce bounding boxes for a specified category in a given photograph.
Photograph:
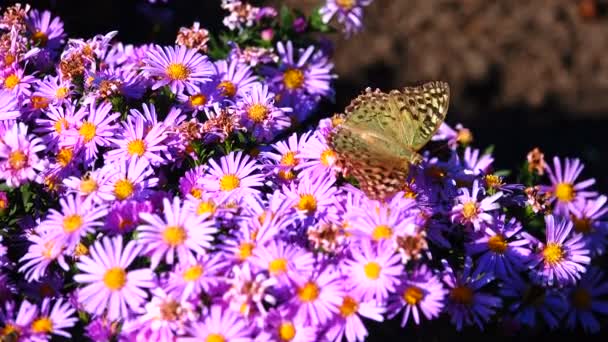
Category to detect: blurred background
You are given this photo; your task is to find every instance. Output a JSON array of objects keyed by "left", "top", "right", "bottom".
[{"left": 5, "top": 0, "right": 608, "bottom": 339}]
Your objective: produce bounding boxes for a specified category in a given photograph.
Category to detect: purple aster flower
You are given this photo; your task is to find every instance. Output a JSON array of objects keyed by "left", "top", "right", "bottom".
[
  {"left": 63, "top": 166, "right": 116, "bottom": 204},
  {"left": 251, "top": 239, "right": 315, "bottom": 285},
  {"left": 104, "top": 200, "right": 154, "bottom": 235},
  {"left": 296, "top": 132, "right": 338, "bottom": 180},
  {"left": 347, "top": 200, "right": 416, "bottom": 243},
  {"left": 256, "top": 309, "right": 317, "bottom": 342},
  {"left": 19, "top": 232, "right": 69, "bottom": 282},
  {"left": 179, "top": 164, "right": 207, "bottom": 198},
  {"left": 105, "top": 114, "right": 168, "bottom": 166},
  {"left": 461, "top": 147, "right": 494, "bottom": 176},
  {"left": 142, "top": 45, "right": 215, "bottom": 94},
  {"left": 164, "top": 253, "right": 226, "bottom": 301},
  {"left": 541, "top": 156, "right": 597, "bottom": 216},
  {"left": 137, "top": 196, "right": 218, "bottom": 269},
  {"left": 432, "top": 122, "right": 473, "bottom": 148},
  {"left": 527, "top": 215, "right": 590, "bottom": 286},
  {"left": 570, "top": 195, "right": 608, "bottom": 255},
  {"left": 215, "top": 58, "right": 259, "bottom": 100},
  {"left": 442, "top": 257, "right": 502, "bottom": 331},
  {"left": 388, "top": 264, "right": 447, "bottom": 326},
  {"left": 85, "top": 316, "right": 118, "bottom": 341},
  {"left": 74, "top": 235, "right": 154, "bottom": 320},
  {"left": 0, "top": 299, "right": 38, "bottom": 341},
  {"left": 451, "top": 180, "right": 502, "bottom": 231},
  {"left": 237, "top": 83, "right": 291, "bottom": 142},
  {"left": 343, "top": 239, "right": 402, "bottom": 302},
  {"left": 465, "top": 215, "right": 531, "bottom": 279},
  {"left": 319, "top": 0, "right": 373, "bottom": 36},
  {"left": 0, "top": 90, "right": 20, "bottom": 121},
  {"left": 499, "top": 276, "right": 567, "bottom": 329},
  {"left": 181, "top": 304, "right": 253, "bottom": 341},
  {"left": 326, "top": 293, "right": 385, "bottom": 342},
  {"left": 0, "top": 122, "right": 47, "bottom": 187},
  {"left": 28, "top": 297, "right": 76, "bottom": 339},
  {"left": 565, "top": 267, "right": 608, "bottom": 333},
  {"left": 283, "top": 173, "right": 339, "bottom": 220},
  {"left": 26, "top": 9, "right": 66, "bottom": 51},
  {"left": 223, "top": 262, "right": 277, "bottom": 318},
  {"left": 200, "top": 151, "right": 264, "bottom": 199},
  {"left": 35, "top": 102, "right": 85, "bottom": 149},
  {"left": 32, "top": 75, "right": 73, "bottom": 106},
  {"left": 176, "top": 81, "right": 221, "bottom": 114},
  {"left": 2, "top": 67, "right": 36, "bottom": 96},
  {"left": 261, "top": 131, "right": 313, "bottom": 182},
  {"left": 63, "top": 101, "right": 120, "bottom": 161},
  {"left": 98, "top": 157, "right": 159, "bottom": 201},
  {"left": 289, "top": 265, "right": 345, "bottom": 325}
]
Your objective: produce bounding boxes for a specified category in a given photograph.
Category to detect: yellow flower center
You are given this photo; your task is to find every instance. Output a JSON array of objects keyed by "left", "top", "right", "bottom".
[
  {"left": 8, "top": 150, "right": 27, "bottom": 170},
  {"left": 79, "top": 122, "right": 97, "bottom": 143},
  {"left": 4, "top": 53, "right": 15, "bottom": 65},
  {"left": 56, "top": 147, "right": 73, "bottom": 167},
  {"left": 206, "top": 333, "right": 226, "bottom": 342},
  {"left": 217, "top": 80, "right": 237, "bottom": 97},
  {"left": 484, "top": 174, "right": 503, "bottom": 189},
  {"left": 371, "top": 225, "right": 393, "bottom": 241},
  {"left": 542, "top": 242, "right": 564, "bottom": 265},
  {"left": 555, "top": 182, "right": 575, "bottom": 202},
  {"left": 462, "top": 201, "right": 478, "bottom": 219},
  {"left": 336, "top": 0, "right": 356, "bottom": 10},
  {"left": 63, "top": 214, "right": 83, "bottom": 233},
  {"left": 166, "top": 63, "right": 190, "bottom": 81},
  {"left": 320, "top": 149, "right": 336, "bottom": 167},
  {"left": 297, "top": 194, "right": 317, "bottom": 213},
  {"left": 114, "top": 178, "right": 134, "bottom": 200},
  {"left": 283, "top": 68, "right": 304, "bottom": 90},
  {"left": 197, "top": 200, "right": 216, "bottom": 215},
  {"left": 4, "top": 73, "right": 19, "bottom": 90},
  {"left": 573, "top": 216, "right": 592, "bottom": 234},
  {"left": 31, "top": 95, "right": 49, "bottom": 110},
  {"left": 54, "top": 118, "right": 69, "bottom": 133},
  {"left": 571, "top": 287, "right": 592, "bottom": 310},
  {"left": 268, "top": 258, "right": 288, "bottom": 275},
  {"left": 80, "top": 178, "right": 98, "bottom": 194},
  {"left": 32, "top": 31, "right": 48, "bottom": 46},
  {"left": 487, "top": 235, "right": 508, "bottom": 254},
  {"left": 450, "top": 285, "right": 474, "bottom": 305},
  {"left": 103, "top": 267, "right": 127, "bottom": 291},
  {"left": 189, "top": 93, "right": 207, "bottom": 107},
  {"left": 183, "top": 264, "right": 203, "bottom": 282},
  {"left": 403, "top": 286, "right": 425, "bottom": 305},
  {"left": 163, "top": 226, "right": 187, "bottom": 246},
  {"left": 339, "top": 296, "right": 359, "bottom": 317},
  {"left": 219, "top": 174, "right": 240, "bottom": 191},
  {"left": 31, "top": 317, "right": 53, "bottom": 334},
  {"left": 363, "top": 261, "right": 381, "bottom": 280},
  {"left": 56, "top": 86, "right": 69, "bottom": 99},
  {"left": 189, "top": 187, "right": 202, "bottom": 199},
  {"left": 278, "top": 321, "right": 296, "bottom": 341},
  {"left": 278, "top": 169, "right": 296, "bottom": 181},
  {"left": 247, "top": 103, "right": 268, "bottom": 123},
  {"left": 1, "top": 324, "right": 20, "bottom": 338},
  {"left": 75, "top": 243, "right": 89, "bottom": 257},
  {"left": 456, "top": 128, "right": 473, "bottom": 145},
  {"left": 238, "top": 242, "right": 254, "bottom": 260},
  {"left": 127, "top": 139, "right": 146, "bottom": 157},
  {"left": 280, "top": 151, "right": 299, "bottom": 167},
  {"left": 298, "top": 281, "right": 319, "bottom": 302}
]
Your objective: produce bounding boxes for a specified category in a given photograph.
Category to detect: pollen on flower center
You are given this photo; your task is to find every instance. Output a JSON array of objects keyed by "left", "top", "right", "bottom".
[
  {"left": 371, "top": 225, "right": 393, "bottom": 241},
  {"left": 31, "top": 95, "right": 49, "bottom": 110},
  {"left": 484, "top": 174, "right": 503, "bottom": 189},
  {"left": 189, "top": 93, "right": 207, "bottom": 107},
  {"left": 555, "top": 182, "right": 575, "bottom": 202},
  {"left": 56, "top": 86, "right": 69, "bottom": 99},
  {"left": 320, "top": 149, "right": 336, "bottom": 167},
  {"left": 31, "top": 317, "right": 53, "bottom": 333},
  {"left": 456, "top": 128, "right": 473, "bottom": 145},
  {"left": 278, "top": 321, "right": 296, "bottom": 341},
  {"left": 127, "top": 139, "right": 146, "bottom": 157},
  {"left": 103, "top": 267, "right": 127, "bottom": 291},
  {"left": 238, "top": 242, "right": 254, "bottom": 260},
  {"left": 487, "top": 235, "right": 508, "bottom": 254},
  {"left": 57, "top": 147, "right": 73, "bottom": 167},
  {"left": 339, "top": 296, "right": 359, "bottom": 317},
  {"left": 268, "top": 258, "right": 288, "bottom": 275},
  {"left": 183, "top": 264, "right": 203, "bottom": 281},
  {"left": 336, "top": 0, "right": 356, "bottom": 10},
  {"left": 80, "top": 178, "right": 98, "bottom": 194},
  {"left": 403, "top": 285, "right": 425, "bottom": 305},
  {"left": 247, "top": 103, "right": 269, "bottom": 123},
  {"left": 8, "top": 150, "right": 27, "bottom": 170},
  {"left": 571, "top": 287, "right": 592, "bottom": 310},
  {"left": 461, "top": 201, "right": 478, "bottom": 219},
  {"left": 298, "top": 281, "right": 319, "bottom": 302},
  {"left": 63, "top": 214, "right": 83, "bottom": 233},
  {"left": 79, "top": 122, "right": 97, "bottom": 143},
  {"left": 4, "top": 74, "right": 20, "bottom": 89},
  {"left": 543, "top": 242, "right": 564, "bottom": 265},
  {"left": 54, "top": 118, "right": 69, "bottom": 133},
  {"left": 297, "top": 194, "right": 317, "bottom": 213},
  {"left": 450, "top": 285, "right": 474, "bottom": 305},
  {"left": 163, "top": 225, "right": 187, "bottom": 246},
  {"left": 206, "top": 333, "right": 226, "bottom": 342},
  {"left": 32, "top": 31, "right": 48, "bottom": 46},
  {"left": 280, "top": 151, "right": 299, "bottom": 167},
  {"left": 166, "top": 63, "right": 190, "bottom": 81},
  {"left": 219, "top": 174, "right": 240, "bottom": 191},
  {"left": 278, "top": 169, "right": 296, "bottom": 181},
  {"left": 197, "top": 200, "right": 216, "bottom": 215},
  {"left": 217, "top": 80, "right": 237, "bottom": 97},
  {"left": 114, "top": 178, "right": 134, "bottom": 200},
  {"left": 363, "top": 261, "right": 381, "bottom": 280},
  {"left": 283, "top": 68, "right": 304, "bottom": 90}
]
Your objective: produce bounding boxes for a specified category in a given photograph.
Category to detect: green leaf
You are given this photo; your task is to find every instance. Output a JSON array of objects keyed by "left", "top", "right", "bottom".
[
  {"left": 279, "top": 5, "right": 295, "bottom": 29},
  {"left": 494, "top": 169, "right": 511, "bottom": 177},
  {"left": 483, "top": 144, "right": 495, "bottom": 156},
  {"left": 309, "top": 7, "right": 330, "bottom": 33}
]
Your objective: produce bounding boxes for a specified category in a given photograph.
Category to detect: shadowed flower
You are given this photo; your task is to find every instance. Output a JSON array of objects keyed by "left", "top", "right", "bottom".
[
  {"left": 565, "top": 267, "right": 608, "bottom": 333},
  {"left": 570, "top": 195, "right": 608, "bottom": 256},
  {"left": 319, "top": 0, "right": 373, "bottom": 36},
  {"left": 541, "top": 157, "right": 597, "bottom": 216},
  {"left": 28, "top": 298, "right": 76, "bottom": 340}
]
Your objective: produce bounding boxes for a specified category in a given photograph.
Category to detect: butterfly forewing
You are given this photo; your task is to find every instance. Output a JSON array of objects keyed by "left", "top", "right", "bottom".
[{"left": 342, "top": 87, "right": 401, "bottom": 140}]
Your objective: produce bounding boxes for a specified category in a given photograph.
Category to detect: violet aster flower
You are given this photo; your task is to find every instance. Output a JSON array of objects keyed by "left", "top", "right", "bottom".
[
  {"left": 565, "top": 267, "right": 608, "bottom": 333},
  {"left": 98, "top": 157, "right": 159, "bottom": 201},
  {"left": 0, "top": 122, "right": 47, "bottom": 187},
  {"left": 251, "top": 239, "right": 315, "bottom": 285},
  {"left": 387, "top": 264, "right": 447, "bottom": 326},
  {"left": 347, "top": 200, "right": 416, "bottom": 243},
  {"left": 442, "top": 257, "right": 502, "bottom": 331},
  {"left": 261, "top": 131, "right": 313, "bottom": 182},
  {"left": 319, "top": 0, "right": 373, "bottom": 37},
  {"left": 570, "top": 195, "right": 608, "bottom": 255},
  {"left": 62, "top": 166, "right": 116, "bottom": 204},
  {"left": 32, "top": 75, "right": 73, "bottom": 106},
  {"left": 142, "top": 45, "right": 215, "bottom": 94},
  {"left": 104, "top": 200, "right": 154, "bottom": 234},
  {"left": 35, "top": 102, "right": 86, "bottom": 149},
  {"left": 451, "top": 180, "right": 502, "bottom": 231},
  {"left": 237, "top": 83, "right": 291, "bottom": 142},
  {"left": 343, "top": 239, "right": 402, "bottom": 302},
  {"left": 74, "top": 235, "right": 154, "bottom": 320},
  {"left": 164, "top": 253, "right": 226, "bottom": 301},
  {"left": 200, "top": 150, "right": 264, "bottom": 199},
  {"left": 19, "top": 232, "right": 69, "bottom": 282},
  {"left": 461, "top": 147, "right": 494, "bottom": 176},
  {"left": 26, "top": 9, "right": 66, "bottom": 51},
  {"left": 283, "top": 173, "right": 339, "bottom": 220},
  {"left": 326, "top": 293, "right": 385, "bottom": 342},
  {"left": 2, "top": 67, "right": 36, "bottom": 96},
  {"left": 466, "top": 215, "right": 531, "bottom": 280},
  {"left": 215, "top": 57, "right": 259, "bottom": 100},
  {"left": 432, "top": 122, "right": 473, "bottom": 148},
  {"left": 289, "top": 265, "right": 345, "bottom": 325},
  {"left": 528, "top": 215, "right": 590, "bottom": 286},
  {"left": 541, "top": 156, "right": 597, "bottom": 216},
  {"left": 0, "top": 90, "right": 20, "bottom": 121},
  {"left": 256, "top": 309, "right": 317, "bottom": 342},
  {"left": 0, "top": 299, "right": 38, "bottom": 341},
  {"left": 181, "top": 304, "right": 253, "bottom": 342},
  {"left": 137, "top": 196, "right": 218, "bottom": 269},
  {"left": 296, "top": 131, "right": 338, "bottom": 180},
  {"left": 223, "top": 262, "right": 277, "bottom": 318},
  {"left": 28, "top": 297, "right": 76, "bottom": 339},
  {"left": 105, "top": 114, "right": 168, "bottom": 166}
]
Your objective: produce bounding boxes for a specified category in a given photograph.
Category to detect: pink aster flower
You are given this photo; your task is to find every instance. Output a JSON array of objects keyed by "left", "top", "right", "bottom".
[
  {"left": 326, "top": 293, "right": 385, "bottom": 342},
  {"left": 289, "top": 266, "right": 345, "bottom": 325},
  {"left": 137, "top": 196, "right": 218, "bottom": 269},
  {"left": 296, "top": 132, "right": 338, "bottom": 180},
  {"left": 142, "top": 45, "right": 215, "bottom": 94},
  {"left": 62, "top": 166, "right": 117, "bottom": 204},
  {"left": 541, "top": 156, "right": 597, "bottom": 216},
  {"left": 223, "top": 262, "right": 277, "bottom": 318},
  {"left": 319, "top": 0, "right": 373, "bottom": 37},
  {"left": 215, "top": 58, "right": 259, "bottom": 100},
  {"left": 0, "top": 90, "right": 20, "bottom": 121},
  {"left": 19, "top": 233, "right": 69, "bottom": 282},
  {"left": 256, "top": 309, "right": 317, "bottom": 342},
  {"left": 181, "top": 305, "right": 253, "bottom": 342},
  {"left": 0, "top": 122, "right": 47, "bottom": 187},
  {"left": 164, "top": 254, "right": 226, "bottom": 301},
  {"left": 105, "top": 114, "right": 168, "bottom": 166},
  {"left": 450, "top": 180, "right": 502, "bottom": 231},
  {"left": 251, "top": 239, "right": 315, "bottom": 285},
  {"left": 237, "top": 83, "right": 291, "bottom": 142},
  {"left": 35, "top": 102, "right": 86, "bottom": 149},
  {"left": 98, "top": 157, "right": 159, "bottom": 201},
  {"left": 283, "top": 173, "right": 339, "bottom": 220},
  {"left": 28, "top": 298, "right": 76, "bottom": 340},
  {"left": 74, "top": 235, "right": 154, "bottom": 320},
  {"left": 200, "top": 150, "right": 264, "bottom": 199}
]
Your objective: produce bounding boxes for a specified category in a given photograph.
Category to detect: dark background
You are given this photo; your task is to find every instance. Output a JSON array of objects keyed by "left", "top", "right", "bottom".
[{"left": 5, "top": 0, "right": 608, "bottom": 340}]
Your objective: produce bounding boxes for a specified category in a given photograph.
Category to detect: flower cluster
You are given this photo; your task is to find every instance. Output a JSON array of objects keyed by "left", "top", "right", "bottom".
[{"left": 0, "top": 2, "right": 607, "bottom": 342}]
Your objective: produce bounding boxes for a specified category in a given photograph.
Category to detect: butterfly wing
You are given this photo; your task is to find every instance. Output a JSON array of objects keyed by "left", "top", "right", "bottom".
[
  {"left": 342, "top": 87, "right": 401, "bottom": 140},
  {"left": 389, "top": 81, "right": 450, "bottom": 151}
]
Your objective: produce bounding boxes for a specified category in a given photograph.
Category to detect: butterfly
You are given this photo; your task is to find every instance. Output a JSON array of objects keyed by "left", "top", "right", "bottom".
[{"left": 329, "top": 81, "right": 450, "bottom": 200}]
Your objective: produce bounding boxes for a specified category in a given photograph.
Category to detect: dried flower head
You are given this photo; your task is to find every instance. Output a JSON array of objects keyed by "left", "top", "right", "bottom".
[
  {"left": 525, "top": 186, "right": 552, "bottom": 214},
  {"left": 527, "top": 147, "right": 546, "bottom": 176},
  {"left": 176, "top": 22, "right": 209, "bottom": 53}
]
